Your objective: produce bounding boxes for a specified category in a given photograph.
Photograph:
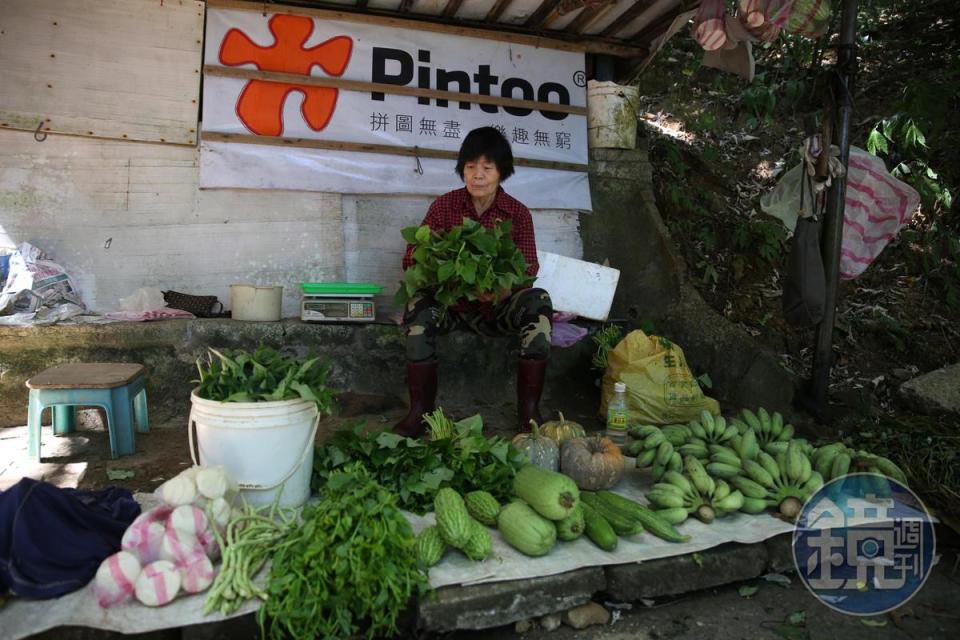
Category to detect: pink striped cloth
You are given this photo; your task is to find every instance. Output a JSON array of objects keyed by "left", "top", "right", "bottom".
[
  {"left": 840, "top": 150, "right": 920, "bottom": 279},
  {"left": 692, "top": 0, "right": 729, "bottom": 50}
]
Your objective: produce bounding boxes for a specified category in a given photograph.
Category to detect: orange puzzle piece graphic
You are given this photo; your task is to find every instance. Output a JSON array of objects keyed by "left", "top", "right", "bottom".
[{"left": 219, "top": 15, "right": 353, "bottom": 136}]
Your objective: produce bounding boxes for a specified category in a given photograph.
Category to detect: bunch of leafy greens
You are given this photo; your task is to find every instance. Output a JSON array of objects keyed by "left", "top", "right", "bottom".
[
  {"left": 258, "top": 464, "right": 427, "bottom": 640},
  {"left": 194, "top": 345, "right": 336, "bottom": 413},
  {"left": 395, "top": 218, "right": 534, "bottom": 308},
  {"left": 311, "top": 413, "right": 528, "bottom": 514}
]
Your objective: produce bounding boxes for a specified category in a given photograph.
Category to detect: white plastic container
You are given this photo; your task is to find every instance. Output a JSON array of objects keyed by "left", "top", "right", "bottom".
[
  {"left": 188, "top": 391, "right": 318, "bottom": 508},
  {"left": 230, "top": 284, "right": 283, "bottom": 321},
  {"left": 587, "top": 80, "right": 639, "bottom": 150}
]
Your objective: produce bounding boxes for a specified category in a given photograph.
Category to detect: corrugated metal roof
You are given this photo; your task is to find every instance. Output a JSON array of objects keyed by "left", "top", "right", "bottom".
[{"left": 267, "top": 0, "right": 702, "bottom": 60}]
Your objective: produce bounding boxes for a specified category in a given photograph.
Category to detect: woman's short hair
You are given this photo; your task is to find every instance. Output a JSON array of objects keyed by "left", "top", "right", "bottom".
[{"left": 455, "top": 127, "right": 515, "bottom": 181}]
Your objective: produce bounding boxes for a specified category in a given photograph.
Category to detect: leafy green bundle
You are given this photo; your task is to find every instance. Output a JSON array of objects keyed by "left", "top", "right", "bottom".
[
  {"left": 395, "top": 218, "right": 535, "bottom": 308},
  {"left": 194, "top": 345, "right": 336, "bottom": 413},
  {"left": 312, "top": 414, "right": 528, "bottom": 514},
  {"left": 258, "top": 464, "right": 428, "bottom": 640}
]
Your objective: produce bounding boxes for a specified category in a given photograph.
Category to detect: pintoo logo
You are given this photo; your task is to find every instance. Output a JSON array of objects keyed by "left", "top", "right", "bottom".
[{"left": 219, "top": 15, "right": 353, "bottom": 136}]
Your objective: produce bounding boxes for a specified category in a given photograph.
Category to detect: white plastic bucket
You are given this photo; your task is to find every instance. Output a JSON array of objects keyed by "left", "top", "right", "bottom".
[
  {"left": 230, "top": 284, "right": 283, "bottom": 321},
  {"left": 587, "top": 80, "right": 639, "bottom": 150},
  {"left": 188, "top": 390, "right": 318, "bottom": 508}
]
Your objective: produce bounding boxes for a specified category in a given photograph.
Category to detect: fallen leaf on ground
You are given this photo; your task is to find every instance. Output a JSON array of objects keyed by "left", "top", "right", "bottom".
[
  {"left": 860, "top": 618, "right": 887, "bottom": 627},
  {"left": 738, "top": 585, "right": 759, "bottom": 598},
  {"left": 106, "top": 469, "right": 135, "bottom": 480}
]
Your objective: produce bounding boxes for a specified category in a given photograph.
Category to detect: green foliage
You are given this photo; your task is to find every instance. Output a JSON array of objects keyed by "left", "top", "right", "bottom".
[
  {"left": 591, "top": 324, "right": 624, "bottom": 370},
  {"left": 741, "top": 75, "right": 778, "bottom": 129},
  {"left": 733, "top": 217, "right": 787, "bottom": 268},
  {"left": 396, "top": 218, "right": 534, "bottom": 308},
  {"left": 311, "top": 414, "right": 527, "bottom": 515},
  {"left": 258, "top": 464, "right": 428, "bottom": 640},
  {"left": 194, "top": 345, "right": 336, "bottom": 412}
]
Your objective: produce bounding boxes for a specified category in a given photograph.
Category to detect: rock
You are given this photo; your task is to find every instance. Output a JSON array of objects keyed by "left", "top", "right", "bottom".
[
  {"left": 891, "top": 367, "right": 913, "bottom": 382},
  {"left": 514, "top": 619, "right": 534, "bottom": 633},
  {"left": 561, "top": 602, "right": 610, "bottom": 630},
  {"left": 77, "top": 408, "right": 107, "bottom": 430},
  {"left": 540, "top": 613, "right": 562, "bottom": 631},
  {"left": 899, "top": 363, "right": 960, "bottom": 415}
]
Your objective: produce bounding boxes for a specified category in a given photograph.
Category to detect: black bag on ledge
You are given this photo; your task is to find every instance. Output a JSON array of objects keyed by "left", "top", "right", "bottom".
[{"left": 162, "top": 290, "right": 225, "bottom": 318}]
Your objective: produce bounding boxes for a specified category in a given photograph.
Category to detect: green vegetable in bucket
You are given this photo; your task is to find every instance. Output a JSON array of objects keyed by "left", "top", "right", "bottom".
[{"left": 194, "top": 345, "right": 337, "bottom": 413}]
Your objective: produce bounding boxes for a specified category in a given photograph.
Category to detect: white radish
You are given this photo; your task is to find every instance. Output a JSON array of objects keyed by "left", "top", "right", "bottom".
[
  {"left": 160, "top": 475, "right": 196, "bottom": 507},
  {"left": 195, "top": 467, "right": 229, "bottom": 500},
  {"left": 207, "top": 497, "right": 231, "bottom": 531},
  {"left": 92, "top": 551, "right": 141, "bottom": 608},
  {"left": 135, "top": 560, "right": 181, "bottom": 606}
]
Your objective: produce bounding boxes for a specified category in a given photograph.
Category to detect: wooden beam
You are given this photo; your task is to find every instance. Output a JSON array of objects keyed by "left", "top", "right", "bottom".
[
  {"left": 565, "top": 3, "right": 611, "bottom": 34},
  {"left": 599, "top": 0, "right": 658, "bottom": 38},
  {"left": 202, "top": 132, "right": 590, "bottom": 172},
  {"left": 204, "top": 65, "right": 588, "bottom": 115},
  {"left": 525, "top": 0, "right": 564, "bottom": 29},
  {"left": 209, "top": 0, "right": 585, "bottom": 53},
  {"left": 486, "top": 0, "right": 514, "bottom": 22},
  {"left": 442, "top": 0, "right": 464, "bottom": 18}
]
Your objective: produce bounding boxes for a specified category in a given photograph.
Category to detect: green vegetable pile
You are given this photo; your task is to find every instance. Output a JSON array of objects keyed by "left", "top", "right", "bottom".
[
  {"left": 311, "top": 412, "right": 528, "bottom": 514},
  {"left": 395, "top": 218, "right": 535, "bottom": 308},
  {"left": 257, "top": 464, "right": 427, "bottom": 640},
  {"left": 194, "top": 345, "right": 336, "bottom": 412}
]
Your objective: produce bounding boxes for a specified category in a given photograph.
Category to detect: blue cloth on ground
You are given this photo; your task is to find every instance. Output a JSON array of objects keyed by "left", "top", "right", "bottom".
[{"left": 0, "top": 478, "right": 140, "bottom": 599}]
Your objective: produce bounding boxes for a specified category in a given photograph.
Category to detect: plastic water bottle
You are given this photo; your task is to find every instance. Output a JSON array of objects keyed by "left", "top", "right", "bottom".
[{"left": 606, "top": 381, "right": 629, "bottom": 445}]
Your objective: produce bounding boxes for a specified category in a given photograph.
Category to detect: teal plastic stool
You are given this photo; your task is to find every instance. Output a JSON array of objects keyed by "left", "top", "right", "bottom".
[{"left": 26, "top": 363, "right": 149, "bottom": 460}]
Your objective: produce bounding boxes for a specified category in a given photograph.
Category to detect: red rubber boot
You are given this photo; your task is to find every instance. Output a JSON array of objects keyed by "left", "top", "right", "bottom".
[{"left": 394, "top": 360, "right": 438, "bottom": 438}]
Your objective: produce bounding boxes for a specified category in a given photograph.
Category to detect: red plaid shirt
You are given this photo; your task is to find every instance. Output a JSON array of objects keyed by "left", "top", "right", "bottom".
[{"left": 402, "top": 187, "right": 539, "bottom": 276}]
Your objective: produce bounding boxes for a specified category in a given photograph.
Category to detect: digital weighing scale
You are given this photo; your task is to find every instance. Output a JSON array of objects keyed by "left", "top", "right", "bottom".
[{"left": 300, "top": 282, "right": 383, "bottom": 322}]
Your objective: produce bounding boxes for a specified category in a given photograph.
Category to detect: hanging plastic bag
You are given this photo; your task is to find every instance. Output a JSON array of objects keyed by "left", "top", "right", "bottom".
[
  {"left": 691, "top": 0, "right": 729, "bottom": 50},
  {"left": 600, "top": 330, "right": 720, "bottom": 425},
  {"left": 785, "top": 0, "right": 832, "bottom": 38}
]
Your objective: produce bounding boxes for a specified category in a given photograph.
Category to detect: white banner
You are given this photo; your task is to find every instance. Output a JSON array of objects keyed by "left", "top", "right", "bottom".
[{"left": 200, "top": 6, "right": 592, "bottom": 210}]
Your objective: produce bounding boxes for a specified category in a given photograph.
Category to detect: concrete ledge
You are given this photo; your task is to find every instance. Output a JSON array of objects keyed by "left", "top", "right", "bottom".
[
  {"left": 0, "top": 319, "right": 596, "bottom": 428},
  {"left": 603, "top": 542, "right": 771, "bottom": 601},
  {"left": 417, "top": 567, "right": 606, "bottom": 632}
]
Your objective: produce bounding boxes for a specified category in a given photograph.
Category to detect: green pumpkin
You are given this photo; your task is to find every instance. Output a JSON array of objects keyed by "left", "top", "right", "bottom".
[
  {"left": 540, "top": 412, "right": 587, "bottom": 444},
  {"left": 512, "top": 420, "right": 560, "bottom": 471}
]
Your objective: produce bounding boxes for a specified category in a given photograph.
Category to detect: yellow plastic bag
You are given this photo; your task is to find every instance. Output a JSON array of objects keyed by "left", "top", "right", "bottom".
[{"left": 600, "top": 330, "right": 720, "bottom": 425}]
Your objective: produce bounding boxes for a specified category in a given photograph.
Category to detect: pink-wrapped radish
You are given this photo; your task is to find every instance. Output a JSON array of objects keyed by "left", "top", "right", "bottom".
[
  {"left": 92, "top": 551, "right": 142, "bottom": 608},
  {"left": 160, "top": 527, "right": 203, "bottom": 565},
  {"left": 121, "top": 505, "right": 173, "bottom": 564},
  {"left": 169, "top": 505, "right": 208, "bottom": 537},
  {"left": 197, "top": 527, "right": 220, "bottom": 561},
  {"left": 135, "top": 560, "right": 181, "bottom": 606},
  {"left": 178, "top": 552, "right": 215, "bottom": 593}
]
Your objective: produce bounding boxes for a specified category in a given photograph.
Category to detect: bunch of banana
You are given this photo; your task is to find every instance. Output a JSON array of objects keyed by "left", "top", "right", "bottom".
[
  {"left": 626, "top": 425, "right": 683, "bottom": 480},
  {"left": 731, "top": 408, "right": 795, "bottom": 448},
  {"left": 661, "top": 424, "right": 693, "bottom": 447},
  {"left": 687, "top": 410, "right": 738, "bottom": 447},
  {"left": 812, "top": 443, "right": 908, "bottom": 485},
  {"left": 646, "top": 456, "right": 745, "bottom": 525},
  {"left": 703, "top": 427, "right": 761, "bottom": 479},
  {"left": 729, "top": 441, "right": 823, "bottom": 520}
]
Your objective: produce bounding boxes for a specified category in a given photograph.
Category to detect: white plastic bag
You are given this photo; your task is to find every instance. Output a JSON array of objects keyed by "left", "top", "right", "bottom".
[{"left": 119, "top": 288, "right": 167, "bottom": 312}]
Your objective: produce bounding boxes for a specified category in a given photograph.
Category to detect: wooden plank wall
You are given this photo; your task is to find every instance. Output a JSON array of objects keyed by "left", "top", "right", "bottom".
[{"left": 0, "top": 0, "right": 203, "bottom": 145}]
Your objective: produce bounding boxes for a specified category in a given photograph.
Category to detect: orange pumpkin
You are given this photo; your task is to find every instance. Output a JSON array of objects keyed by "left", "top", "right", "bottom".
[{"left": 560, "top": 435, "right": 625, "bottom": 490}]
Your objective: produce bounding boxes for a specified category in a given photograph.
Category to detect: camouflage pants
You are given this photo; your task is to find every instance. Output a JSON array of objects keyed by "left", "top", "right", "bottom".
[{"left": 403, "top": 288, "right": 553, "bottom": 362}]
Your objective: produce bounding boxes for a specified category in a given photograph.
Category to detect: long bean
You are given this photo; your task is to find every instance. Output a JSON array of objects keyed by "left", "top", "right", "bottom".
[{"left": 203, "top": 500, "right": 297, "bottom": 616}]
